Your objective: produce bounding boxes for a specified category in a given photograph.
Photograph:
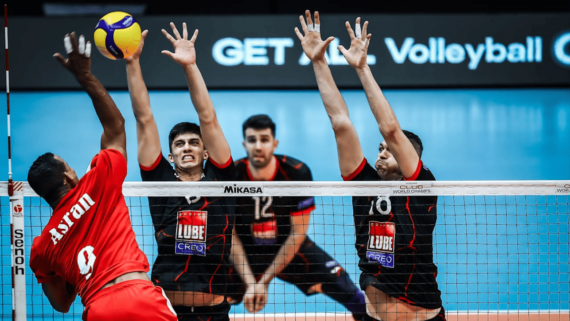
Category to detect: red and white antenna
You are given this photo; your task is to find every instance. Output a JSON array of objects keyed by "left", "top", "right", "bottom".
[
  {"left": 5, "top": 3, "right": 11, "bottom": 196},
  {"left": 6, "top": 5, "right": 26, "bottom": 320}
]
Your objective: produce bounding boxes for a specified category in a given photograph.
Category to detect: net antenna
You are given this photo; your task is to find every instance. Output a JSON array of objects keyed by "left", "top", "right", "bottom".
[{"left": 5, "top": 4, "right": 27, "bottom": 320}]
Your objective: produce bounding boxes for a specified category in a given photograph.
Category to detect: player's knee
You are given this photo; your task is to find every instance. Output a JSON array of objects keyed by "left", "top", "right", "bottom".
[{"left": 307, "top": 283, "right": 323, "bottom": 294}]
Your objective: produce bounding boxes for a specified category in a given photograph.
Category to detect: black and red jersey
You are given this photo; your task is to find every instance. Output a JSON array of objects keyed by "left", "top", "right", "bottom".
[
  {"left": 344, "top": 158, "right": 442, "bottom": 309},
  {"left": 140, "top": 153, "right": 235, "bottom": 295},
  {"left": 234, "top": 155, "right": 316, "bottom": 265}
]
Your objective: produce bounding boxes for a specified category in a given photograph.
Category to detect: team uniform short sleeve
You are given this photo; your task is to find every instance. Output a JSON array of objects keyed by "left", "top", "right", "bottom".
[
  {"left": 90, "top": 149, "right": 127, "bottom": 186},
  {"left": 140, "top": 153, "right": 175, "bottom": 182},
  {"left": 29, "top": 241, "right": 56, "bottom": 283},
  {"left": 290, "top": 164, "right": 316, "bottom": 216},
  {"left": 342, "top": 158, "right": 379, "bottom": 182}
]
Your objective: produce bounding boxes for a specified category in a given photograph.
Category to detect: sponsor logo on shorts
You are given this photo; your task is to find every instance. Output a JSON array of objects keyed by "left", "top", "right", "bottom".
[
  {"left": 325, "top": 260, "right": 338, "bottom": 268},
  {"left": 366, "top": 221, "right": 395, "bottom": 268},
  {"left": 175, "top": 211, "right": 207, "bottom": 256},
  {"left": 252, "top": 219, "right": 277, "bottom": 245}
]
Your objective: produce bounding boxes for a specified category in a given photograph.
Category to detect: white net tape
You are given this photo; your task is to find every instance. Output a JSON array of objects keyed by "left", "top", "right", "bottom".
[{"left": 1, "top": 180, "right": 569, "bottom": 319}]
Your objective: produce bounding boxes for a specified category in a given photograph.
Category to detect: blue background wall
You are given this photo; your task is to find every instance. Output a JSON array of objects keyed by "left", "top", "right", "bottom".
[{"left": 1, "top": 88, "right": 569, "bottom": 317}]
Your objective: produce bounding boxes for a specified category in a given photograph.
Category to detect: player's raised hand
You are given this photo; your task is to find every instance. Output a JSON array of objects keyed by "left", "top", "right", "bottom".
[
  {"left": 125, "top": 29, "right": 149, "bottom": 62},
  {"left": 161, "top": 22, "right": 198, "bottom": 66},
  {"left": 294, "top": 10, "right": 335, "bottom": 63},
  {"left": 338, "top": 17, "right": 372, "bottom": 70},
  {"left": 244, "top": 282, "right": 268, "bottom": 314},
  {"left": 54, "top": 32, "right": 92, "bottom": 80}
]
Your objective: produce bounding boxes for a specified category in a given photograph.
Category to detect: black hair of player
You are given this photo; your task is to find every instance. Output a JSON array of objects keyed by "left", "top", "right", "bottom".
[
  {"left": 169, "top": 122, "right": 202, "bottom": 153},
  {"left": 27, "top": 152, "right": 67, "bottom": 207},
  {"left": 242, "top": 114, "right": 276, "bottom": 138},
  {"left": 402, "top": 129, "right": 423, "bottom": 158}
]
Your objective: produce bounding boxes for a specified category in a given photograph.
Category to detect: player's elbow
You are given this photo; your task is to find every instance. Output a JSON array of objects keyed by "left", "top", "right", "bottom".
[
  {"left": 379, "top": 122, "right": 399, "bottom": 139},
  {"left": 330, "top": 116, "right": 353, "bottom": 134}
]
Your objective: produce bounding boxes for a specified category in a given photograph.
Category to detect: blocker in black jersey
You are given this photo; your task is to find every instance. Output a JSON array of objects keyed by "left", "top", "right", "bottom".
[
  {"left": 344, "top": 158, "right": 442, "bottom": 309},
  {"left": 140, "top": 153, "right": 235, "bottom": 295},
  {"left": 233, "top": 154, "right": 315, "bottom": 265},
  {"left": 231, "top": 155, "right": 365, "bottom": 319}
]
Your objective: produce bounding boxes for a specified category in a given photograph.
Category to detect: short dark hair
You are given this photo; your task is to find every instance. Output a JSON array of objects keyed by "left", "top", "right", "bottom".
[
  {"left": 169, "top": 122, "right": 202, "bottom": 152},
  {"left": 242, "top": 114, "right": 276, "bottom": 138},
  {"left": 402, "top": 130, "right": 423, "bottom": 158},
  {"left": 28, "top": 153, "right": 67, "bottom": 205}
]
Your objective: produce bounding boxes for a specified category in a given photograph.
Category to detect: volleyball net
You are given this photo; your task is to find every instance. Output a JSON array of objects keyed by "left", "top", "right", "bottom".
[{"left": 1, "top": 180, "right": 569, "bottom": 320}]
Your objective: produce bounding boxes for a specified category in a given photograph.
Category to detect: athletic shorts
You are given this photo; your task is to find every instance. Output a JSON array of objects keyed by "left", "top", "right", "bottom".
[
  {"left": 174, "top": 302, "right": 230, "bottom": 321},
  {"left": 360, "top": 273, "right": 442, "bottom": 309},
  {"left": 227, "top": 238, "right": 343, "bottom": 301},
  {"left": 428, "top": 307, "right": 446, "bottom": 321},
  {"left": 83, "top": 279, "right": 177, "bottom": 321}
]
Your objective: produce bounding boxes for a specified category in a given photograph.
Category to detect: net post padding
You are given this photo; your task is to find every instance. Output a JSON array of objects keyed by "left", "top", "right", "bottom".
[{"left": 9, "top": 182, "right": 26, "bottom": 321}]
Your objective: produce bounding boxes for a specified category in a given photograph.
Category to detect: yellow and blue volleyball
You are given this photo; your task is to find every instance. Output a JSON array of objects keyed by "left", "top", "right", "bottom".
[{"left": 94, "top": 12, "right": 141, "bottom": 60}]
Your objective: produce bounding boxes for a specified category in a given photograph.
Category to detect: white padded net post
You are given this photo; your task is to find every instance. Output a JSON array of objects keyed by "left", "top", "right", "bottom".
[{"left": 1, "top": 180, "right": 569, "bottom": 320}]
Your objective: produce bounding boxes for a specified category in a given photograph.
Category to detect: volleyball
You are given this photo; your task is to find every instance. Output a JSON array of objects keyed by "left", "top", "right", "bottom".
[{"left": 94, "top": 11, "right": 141, "bottom": 60}]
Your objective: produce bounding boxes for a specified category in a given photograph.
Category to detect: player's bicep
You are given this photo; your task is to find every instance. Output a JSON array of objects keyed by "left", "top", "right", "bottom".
[
  {"left": 136, "top": 116, "right": 162, "bottom": 168},
  {"left": 332, "top": 117, "right": 365, "bottom": 177},
  {"left": 200, "top": 119, "right": 231, "bottom": 166},
  {"left": 385, "top": 130, "right": 420, "bottom": 180}
]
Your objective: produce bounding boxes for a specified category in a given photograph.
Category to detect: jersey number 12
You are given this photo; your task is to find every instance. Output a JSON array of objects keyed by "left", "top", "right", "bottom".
[{"left": 253, "top": 196, "right": 274, "bottom": 220}]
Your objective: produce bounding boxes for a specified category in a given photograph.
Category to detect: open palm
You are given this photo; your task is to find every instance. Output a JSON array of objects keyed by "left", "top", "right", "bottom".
[
  {"left": 161, "top": 22, "right": 198, "bottom": 66},
  {"left": 294, "top": 10, "right": 334, "bottom": 62},
  {"left": 338, "top": 18, "right": 372, "bottom": 70}
]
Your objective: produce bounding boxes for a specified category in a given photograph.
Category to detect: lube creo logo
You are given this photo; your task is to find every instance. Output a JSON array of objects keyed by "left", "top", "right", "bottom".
[
  {"left": 552, "top": 31, "right": 570, "bottom": 68},
  {"left": 385, "top": 36, "right": 543, "bottom": 70}
]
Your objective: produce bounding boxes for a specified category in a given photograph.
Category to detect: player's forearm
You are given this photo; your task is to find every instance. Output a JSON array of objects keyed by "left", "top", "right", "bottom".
[
  {"left": 312, "top": 60, "right": 351, "bottom": 124},
  {"left": 182, "top": 64, "right": 217, "bottom": 124},
  {"left": 259, "top": 231, "right": 305, "bottom": 286},
  {"left": 182, "top": 63, "right": 231, "bottom": 162},
  {"left": 230, "top": 231, "right": 257, "bottom": 287},
  {"left": 355, "top": 66, "right": 401, "bottom": 137},
  {"left": 126, "top": 59, "right": 154, "bottom": 123},
  {"left": 77, "top": 73, "right": 125, "bottom": 148}
]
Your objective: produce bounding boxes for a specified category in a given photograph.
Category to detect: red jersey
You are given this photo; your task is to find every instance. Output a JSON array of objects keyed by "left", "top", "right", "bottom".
[{"left": 29, "top": 149, "right": 149, "bottom": 306}]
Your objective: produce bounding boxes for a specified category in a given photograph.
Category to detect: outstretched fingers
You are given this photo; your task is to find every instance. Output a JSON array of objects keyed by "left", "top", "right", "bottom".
[
  {"left": 361, "top": 20, "right": 369, "bottom": 41},
  {"left": 161, "top": 28, "right": 176, "bottom": 44},
  {"left": 294, "top": 27, "right": 304, "bottom": 41},
  {"left": 365, "top": 34, "right": 372, "bottom": 49},
  {"left": 69, "top": 32, "right": 79, "bottom": 52},
  {"left": 78, "top": 35, "right": 85, "bottom": 55},
  {"left": 345, "top": 21, "right": 356, "bottom": 39},
  {"left": 314, "top": 11, "right": 321, "bottom": 33},
  {"left": 53, "top": 52, "right": 67, "bottom": 66},
  {"left": 354, "top": 17, "right": 362, "bottom": 39},
  {"left": 299, "top": 14, "right": 308, "bottom": 34},
  {"left": 182, "top": 22, "right": 188, "bottom": 40},
  {"left": 305, "top": 10, "right": 313, "bottom": 31},
  {"left": 170, "top": 22, "right": 182, "bottom": 39},
  {"left": 190, "top": 29, "right": 199, "bottom": 43}
]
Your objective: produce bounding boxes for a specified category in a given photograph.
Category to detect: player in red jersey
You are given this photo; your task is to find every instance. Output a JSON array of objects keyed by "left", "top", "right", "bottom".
[
  {"left": 27, "top": 32, "right": 177, "bottom": 321},
  {"left": 125, "top": 24, "right": 235, "bottom": 320},
  {"left": 296, "top": 11, "right": 444, "bottom": 321}
]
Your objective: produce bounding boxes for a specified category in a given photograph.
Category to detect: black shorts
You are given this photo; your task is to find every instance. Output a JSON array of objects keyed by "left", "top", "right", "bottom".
[
  {"left": 360, "top": 274, "right": 443, "bottom": 310},
  {"left": 227, "top": 238, "right": 343, "bottom": 301},
  {"left": 173, "top": 302, "right": 230, "bottom": 321}
]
